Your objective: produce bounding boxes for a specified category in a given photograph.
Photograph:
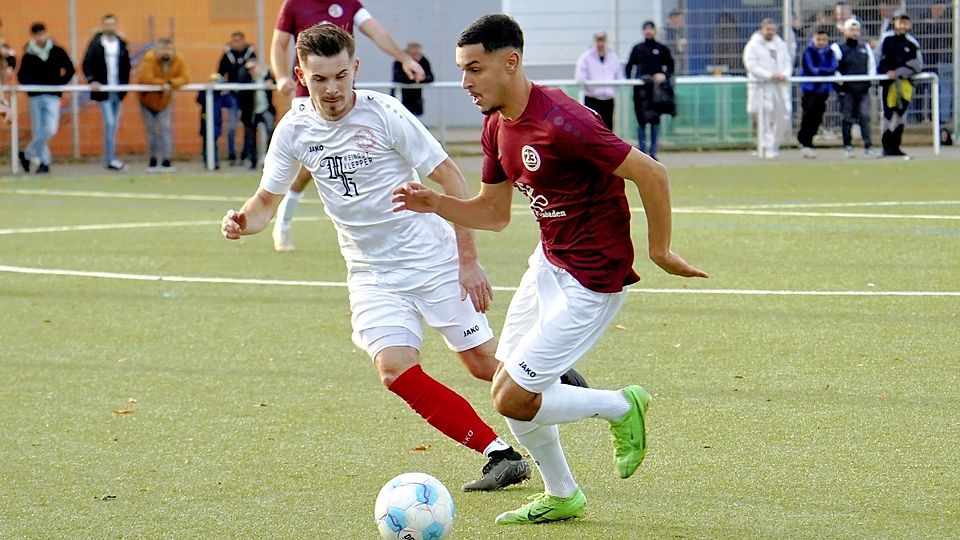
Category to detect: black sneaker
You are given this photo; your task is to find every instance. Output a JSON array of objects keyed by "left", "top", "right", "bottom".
[
  {"left": 36, "top": 163, "right": 50, "bottom": 174},
  {"left": 146, "top": 157, "right": 159, "bottom": 173},
  {"left": 462, "top": 448, "right": 532, "bottom": 492},
  {"left": 18, "top": 152, "right": 30, "bottom": 173},
  {"left": 560, "top": 368, "right": 589, "bottom": 388}
]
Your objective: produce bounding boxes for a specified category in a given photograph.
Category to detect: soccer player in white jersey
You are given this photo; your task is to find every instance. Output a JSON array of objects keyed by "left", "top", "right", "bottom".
[{"left": 220, "top": 23, "right": 535, "bottom": 491}]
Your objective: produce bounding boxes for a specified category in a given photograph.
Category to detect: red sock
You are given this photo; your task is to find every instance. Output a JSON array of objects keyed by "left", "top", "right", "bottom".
[{"left": 387, "top": 364, "right": 498, "bottom": 454}]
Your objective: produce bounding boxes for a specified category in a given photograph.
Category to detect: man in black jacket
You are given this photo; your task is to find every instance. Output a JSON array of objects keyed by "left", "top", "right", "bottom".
[
  {"left": 218, "top": 31, "right": 256, "bottom": 165},
  {"left": 876, "top": 12, "right": 923, "bottom": 158},
  {"left": 625, "top": 21, "right": 675, "bottom": 161},
  {"left": 392, "top": 42, "right": 434, "bottom": 117},
  {"left": 831, "top": 18, "right": 880, "bottom": 158},
  {"left": 82, "top": 13, "right": 131, "bottom": 171},
  {"left": 17, "top": 22, "right": 75, "bottom": 174}
]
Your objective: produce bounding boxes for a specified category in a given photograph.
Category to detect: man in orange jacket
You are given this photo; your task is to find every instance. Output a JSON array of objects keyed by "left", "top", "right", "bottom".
[{"left": 139, "top": 37, "right": 189, "bottom": 172}]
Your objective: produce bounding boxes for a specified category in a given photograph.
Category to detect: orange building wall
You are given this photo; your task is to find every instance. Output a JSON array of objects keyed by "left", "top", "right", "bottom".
[{"left": 2, "top": 0, "right": 288, "bottom": 160}]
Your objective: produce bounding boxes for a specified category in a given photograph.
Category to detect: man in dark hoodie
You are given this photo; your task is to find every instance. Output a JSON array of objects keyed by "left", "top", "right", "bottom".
[
  {"left": 17, "top": 22, "right": 75, "bottom": 174},
  {"left": 625, "top": 21, "right": 675, "bottom": 161},
  {"left": 831, "top": 18, "right": 879, "bottom": 158},
  {"left": 876, "top": 12, "right": 923, "bottom": 159},
  {"left": 218, "top": 31, "right": 256, "bottom": 165},
  {"left": 82, "top": 13, "right": 131, "bottom": 171},
  {"left": 797, "top": 30, "right": 837, "bottom": 158}
]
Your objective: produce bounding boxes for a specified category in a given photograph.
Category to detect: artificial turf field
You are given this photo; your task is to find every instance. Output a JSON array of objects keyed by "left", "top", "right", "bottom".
[{"left": 1, "top": 157, "right": 958, "bottom": 539}]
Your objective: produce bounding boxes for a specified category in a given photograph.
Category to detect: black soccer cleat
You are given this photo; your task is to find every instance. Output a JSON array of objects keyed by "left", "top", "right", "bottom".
[
  {"left": 462, "top": 448, "right": 532, "bottom": 492},
  {"left": 560, "top": 368, "right": 589, "bottom": 388}
]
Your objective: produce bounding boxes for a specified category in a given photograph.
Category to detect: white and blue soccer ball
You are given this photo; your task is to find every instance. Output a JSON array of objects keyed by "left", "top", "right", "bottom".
[{"left": 374, "top": 472, "right": 455, "bottom": 540}]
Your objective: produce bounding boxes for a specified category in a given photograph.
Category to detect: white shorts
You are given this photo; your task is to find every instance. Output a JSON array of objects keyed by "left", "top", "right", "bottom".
[
  {"left": 497, "top": 246, "right": 627, "bottom": 393},
  {"left": 348, "top": 262, "right": 494, "bottom": 359}
]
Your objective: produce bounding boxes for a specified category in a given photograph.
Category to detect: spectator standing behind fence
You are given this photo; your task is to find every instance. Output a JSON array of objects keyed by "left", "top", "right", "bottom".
[
  {"left": 218, "top": 32, "right": 256, "bottom": 166},
  {"left": 831, "top": 18, "right": 879, "bottom": 158},
  {"left": 797, "top": 30, "right": 837, "bottom": 159},
  {"left": 877, "top": 13, "right": 922, "bottom": 159},
  {"left": 138, "top": 37, "right": 189, "bottom": 173},
  {"left": 625, "top": 21, "right": 674, "bottom": 161},
  {"left": 743, "top": 19, "right": 792, "bottom": 159},
  {"left": 16, "top": 22, "right": 74, "bottom": 174},
  {"left": 198, "top": 74, "right": 224, "bottom": 169},
  {"left": 664, "top": 9, "right": 686, "bottom": 75},
  {"left": 239, "top": 61, "right": 275, "bottom": 170},
  {"left": 574, "top": 31, "right": 620, "bottom": 131},
  {"left": 82, "top": 14, "right": 131, "bottom": 171},
  {"left": 392, "top": 42, "right": 434, "bottom": 117}
]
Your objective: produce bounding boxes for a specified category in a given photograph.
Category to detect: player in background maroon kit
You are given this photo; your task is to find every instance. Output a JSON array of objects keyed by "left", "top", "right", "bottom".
[
  {"left": 393, "top": 14, "right": 707, "bottom": 525},
  {"left": 269, "top": 0, "right": 425, "bottom": 252}
]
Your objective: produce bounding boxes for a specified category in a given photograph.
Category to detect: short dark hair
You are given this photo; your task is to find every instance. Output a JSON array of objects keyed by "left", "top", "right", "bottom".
[
  {"left": 231, "top": 31, "right": 245, "bottom": 40},
  {"left": 102, "top": 14, "right": 116, "bottom": 22},
  {"left": 30, "top": 22, "right": 46, "bottom": 35},
  {"left": 815, "top": 29, "right": 829, "bottom": 35},
  {"left": 295, "top": 23, "right": 355, "bottom": 64},
  {"left": 457, "top": 14, "right": 523, "bottom": 54},
  {"left": 642, "top": 20, "right": 656, "bottom": 30}
]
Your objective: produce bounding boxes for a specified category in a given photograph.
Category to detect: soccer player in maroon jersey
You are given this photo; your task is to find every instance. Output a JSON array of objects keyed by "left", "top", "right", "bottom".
[
  {"left": 393, "top": 13, "right": 708, "bottom": 525},
  {"left": 270, "top": 0, "right": 426, "bottom": 252}
]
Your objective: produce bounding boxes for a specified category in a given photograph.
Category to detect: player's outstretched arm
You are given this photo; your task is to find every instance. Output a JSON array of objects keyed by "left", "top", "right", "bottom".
[
  {"left": 358, "top": 18, "right": 425, "bottom": 82},
  {"left": 425, "top": 158, "right": 493, "bottom": 312},
  {"left": 614, "top": 148, "right": 708, "bottom": 278},
  {"left": 270, "top": 29, "right": 295, "bottom": 95},
  {"left": 221, "top": 188, "right": 285, "bottom": 240},
  {"left": 393, "top": 179, "right": 513, "bottom": 232}
]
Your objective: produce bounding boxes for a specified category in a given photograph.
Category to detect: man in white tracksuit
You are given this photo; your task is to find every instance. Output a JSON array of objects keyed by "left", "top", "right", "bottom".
[{"left": 743, "top": 18, "right": 793, "bottom": 159}]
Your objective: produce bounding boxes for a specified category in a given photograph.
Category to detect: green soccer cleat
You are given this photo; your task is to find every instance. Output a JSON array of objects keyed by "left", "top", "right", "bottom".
[
  {"left": 495, "top": 489, "right": 587, "bottom": 525},
  {"left": 609, "top": 385, "right": 652, "bottom": 479}
]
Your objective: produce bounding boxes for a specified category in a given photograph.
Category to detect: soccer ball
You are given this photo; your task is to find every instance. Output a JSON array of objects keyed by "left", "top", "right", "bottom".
[{"left": 374, "top": 472, "right": 455, "bottom": 540}]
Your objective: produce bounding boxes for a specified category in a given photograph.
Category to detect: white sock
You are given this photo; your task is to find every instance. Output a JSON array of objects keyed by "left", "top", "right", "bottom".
[
  {"left": 531, "top": 383, "right": 630, "bottom": 425},
  {"left": 275, "top": 190, "right": 304, "bottom": 230},
  {"left": 482, "top": 437, "right": 511, "bottom": 457},
  {"left": 505, "top": 417, "right": 577, "bottom": 498}
]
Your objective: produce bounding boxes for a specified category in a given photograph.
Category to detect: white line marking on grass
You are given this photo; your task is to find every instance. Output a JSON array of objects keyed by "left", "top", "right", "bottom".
[
  {"left": 2, "top": 265, "right": 958, "bottom": 297},
  {"left": 0, "top": 217, "right": 325, "bottom": 235},
  {"left": 0, "top": 188, "right": 324, "bottom": 204},
  {"left": 712, "top": 200, "right": 960, "bottom": 210}
]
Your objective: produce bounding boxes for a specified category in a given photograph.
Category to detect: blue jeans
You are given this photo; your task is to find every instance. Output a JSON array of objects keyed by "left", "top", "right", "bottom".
[
  {"left": 637, "top": 123, "right": 660, "bottom": 158},
  {"left": 938, "top": 64, "right": 954, "bottom": 128},
  {"left": 224, "top": 92, "right": 240, "bottom": 159},
  {"left": 99, "top": 94, "right": 122, "bottom": 164},
  {"left": 140, "top": 103, "right": 172, "bottom": 160},
  {"left": 26, "top": 94, "right": 61, "bottom": 165}
]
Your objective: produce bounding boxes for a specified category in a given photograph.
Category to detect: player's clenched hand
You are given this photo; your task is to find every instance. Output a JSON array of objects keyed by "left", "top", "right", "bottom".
[
  {"left": 459, "top": 260, "right": 493, "bottom": 313},
  {"left": 652, "top": 250, "right": 709, "bottom": 278},
  {"left": 221, "top": 209, "right": 247, "bottom": 240},
  {"left": 392, "top": 183, "right": 440, "bottom": 214}
]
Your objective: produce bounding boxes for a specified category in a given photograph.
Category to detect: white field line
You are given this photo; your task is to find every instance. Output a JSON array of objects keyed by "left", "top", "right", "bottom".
[
  {"left": 709, "top": 200, "right": 960, "bottom": 210},
  {"left": 1, "top": 265, "right": 958, "bottom": 297},
  {"left": 0, "top": 217, "right": 326, "bottom": 235},
  {"left": 0, "top": 187, "right": 320, "bottom": 205}
]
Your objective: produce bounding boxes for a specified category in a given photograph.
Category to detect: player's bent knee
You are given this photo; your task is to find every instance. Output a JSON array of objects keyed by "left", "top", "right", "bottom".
[
  {"left": 374, "top": 347, "right": 421, "bottom": 388},
  {"left": 491, "top": 374, "right": 539, "bottom": 421},
  {"left": 457, "top": 345, "right": 498, "bottom": 382}
]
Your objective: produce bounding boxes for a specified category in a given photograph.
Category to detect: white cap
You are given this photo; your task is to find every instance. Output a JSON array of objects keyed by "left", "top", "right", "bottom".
[{"left": 843, "top": 18, "right": 861, "bottom": 31}]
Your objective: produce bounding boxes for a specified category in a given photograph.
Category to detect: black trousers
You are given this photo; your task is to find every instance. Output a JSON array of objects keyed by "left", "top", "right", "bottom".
[
  {"left": 584, "top": 96, "right": 614, "bottom": 130},
  {"left": 797, "top": 92, "right": 829, "bottom": 148}
]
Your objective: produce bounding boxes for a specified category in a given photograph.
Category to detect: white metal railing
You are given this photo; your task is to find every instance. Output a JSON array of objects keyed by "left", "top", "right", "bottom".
[{"left": 3, "top": 73, "right": 941, "bottom": 174}]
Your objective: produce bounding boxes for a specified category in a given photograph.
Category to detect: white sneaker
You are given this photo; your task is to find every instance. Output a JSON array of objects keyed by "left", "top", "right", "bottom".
[
  {"left": 844, "top": 146, "right": 855, "bottom": 159},
  {"left": 107, "top": 159, "right": 127, "bottom": 171},
  {"left": 865, "top": 148, "right": 883, "bottom": 158},
  {"left": 272, "top": 226, "right": 295, "bottom": 252},
  {"left": 801, "top": 147, "right": 817, "bottom": 159}
]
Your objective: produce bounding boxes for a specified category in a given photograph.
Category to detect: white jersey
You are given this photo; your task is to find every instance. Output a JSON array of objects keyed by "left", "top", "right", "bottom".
[{"left": 261, "top": 90, "right": 456, "bottom": 274}]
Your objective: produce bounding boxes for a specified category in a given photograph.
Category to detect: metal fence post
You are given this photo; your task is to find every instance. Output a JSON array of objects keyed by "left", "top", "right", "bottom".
[{"left": 205, "top": 87, "right": 215, "bottom": 170}]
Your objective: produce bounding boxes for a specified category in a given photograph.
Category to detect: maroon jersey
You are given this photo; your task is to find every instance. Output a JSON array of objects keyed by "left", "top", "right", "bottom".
[
  {"left": 482, "top": 84, "right": 639, "bottom": 293},
  {"left": 275, "top": 0, "right": 367, "bottom": 97}
]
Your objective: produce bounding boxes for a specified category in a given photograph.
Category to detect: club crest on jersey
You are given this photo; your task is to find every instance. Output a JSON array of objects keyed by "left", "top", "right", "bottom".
[
  {"left": 521, "top": 145, "right": 541, "bottom": 172},
  {"left": 354, "top": 127, "right": 377, "bottom": 151},
  {"left": 328, "top": 3, "right": 344, "bottom": 18}
]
